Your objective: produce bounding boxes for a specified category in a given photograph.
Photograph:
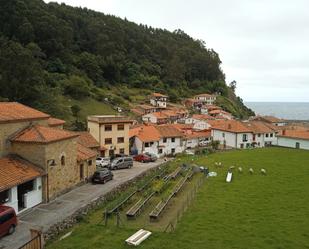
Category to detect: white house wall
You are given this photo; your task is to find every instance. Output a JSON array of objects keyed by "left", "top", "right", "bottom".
[
  {"left": 212, "top": 130, "right": 253, "bottom": 148},
  {"left": 4, "top": 177, "right": 42, "bottom": 214},
  {"left": 277, "top": 137, "right": 309, "bottom": 150}
]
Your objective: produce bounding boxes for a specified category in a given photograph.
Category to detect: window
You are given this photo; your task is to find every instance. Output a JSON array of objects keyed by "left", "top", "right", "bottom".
[
  {"left": 117, "top": 137, "right": 124, "bottom": 143},
  {"left": 0, "top": 190, "right": 10, "bottom": 204},
  {"left": 171, "top": 138, "right": 175, "bottom": 143},
  {"left": 242, "top": 134, "right": 248, "bottom": 142},
  {"left": 163, "top": 138, "right": 167, "bottom": 143},
  {"left": 61, "top": 155, "right": 65, "bottom": 166},
  {"left": 266, "top": 133, "right": 269, "bottom": 138},
  {"left": 0, "top": 212, "right": 14, "bottom": 224},
  {"left": 270, "top": 133, "right": 273, "bottom": 137},
  {"left": 105, "top": 125, "right": 112, "bottom": 131},
  {"left": 258, "top": 133, "right": 261, "bottom": 137},
  {"left": 171, "top": 148, "right": 175, "bottom": 154},
  {"left": 105, "top": 138, "right": 112, "bottom": 144},
  {"left": 159, "top": 149, "right": 163, "bottom": 154},
  {"left": 240, "top": 143, "right": 244, "bottom": 149},
  {"left": 117, "top": 124, "right": 124, "bottom": 131},
  {"left": 88, "top": 160, "right": 92, "bottom": 166},
  {"left": 119, "top": 148, "right": 125, "bottom": 154},
  {"left": 222, "top": 133, "right": 225, "bottom": 138},
  {"left": 145, "top": 143, "right": 150, "bottom": 147}
]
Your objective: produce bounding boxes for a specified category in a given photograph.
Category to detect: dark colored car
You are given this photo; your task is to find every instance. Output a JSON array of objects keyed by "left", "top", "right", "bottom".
[
  {"left": 0, "top": 205, "right": 17, "bottom": 237},
  {"left": 92, "top": 169, "right": 113, "bottom": 184},
  {"left": 133, "top": 154, "right": 152, "bottom": 163}
]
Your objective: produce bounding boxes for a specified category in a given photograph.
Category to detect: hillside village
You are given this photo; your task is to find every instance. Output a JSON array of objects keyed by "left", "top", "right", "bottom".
[{"left": 1, "top": 92, "right": 309, "bottom": 220}]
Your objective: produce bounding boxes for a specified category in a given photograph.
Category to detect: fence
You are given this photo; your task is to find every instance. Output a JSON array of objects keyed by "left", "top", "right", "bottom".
[
  {"left": 18, "top": 231, "right": 42, "bottom": 249},
  {"left": 164, "top": 175, "right": 206, "bottom": 232}
]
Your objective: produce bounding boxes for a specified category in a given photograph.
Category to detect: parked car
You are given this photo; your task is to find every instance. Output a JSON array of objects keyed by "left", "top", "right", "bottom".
[
  {"left": 0, "top": 205, "right": 17, "bottom": 237},
  {"left": 111, "top": 154, "right": 129, "bottom": 160},
  {"left": 133, "top": 154, "right": 152, "bottom": 163},
  {"left": 144, "top": 152, "right": 158, "bottom": 162},
  {"left": 92, "top": 169, "right": 113, "bottom": 184},
  {"left": 96, "top": 157, "right": 110, "bottom": 168},
  {"left": 109, "top": 157, "right": 133, "bottom": 170}
]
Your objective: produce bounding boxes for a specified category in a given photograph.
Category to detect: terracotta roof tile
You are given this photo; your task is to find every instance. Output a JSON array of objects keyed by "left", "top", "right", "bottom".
[
  {"left": 195, "top": 93, "right": 215, "bottom": 98},
  {"left": 242, "top": 121, "right": 277, "bottom": 134},
  {"left": 208, "top": 120, "right": 252, "bottom": 133},
  {"left": 192, "top": 114, "right": 213, "bottom": 120},
  {"left": 0, "top": 156, "right": 45, "bottom": 192},
  {"left": 77, "top": 144, "right": 97, "bottom": 162},
  {"left": 11, "top": 125, "right": 79, "bottom": 144},
  {"left": 77, "top": 132, "right": 99, "bottom": 149},
  {"left": 48, "top": 117, "right": 66, "bottom": 127},
  {"left": 0, "top": 102, "right": 50, "bottom": 123},
  {"left": 130, "top": 125, "right": 161, "bottom": 142},
  {"left": 155, "top": 125, "right": 184, "bottom": 138},
  {"left": 278, "top": 130, "right": 309, "bottom": 140},
  {"left": 151, "top": 93, "right": 167, "bottom": 97}
]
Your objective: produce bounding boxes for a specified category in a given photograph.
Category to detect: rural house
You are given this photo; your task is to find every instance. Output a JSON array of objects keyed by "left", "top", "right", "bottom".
[
  {"left": 209, "top": 120, "right": 253, "bottom": 148},
  {"left": 87, "top": 115, "right": 134, "bottom": 157},
  {"left": 0, "top": 102, "right": 97, "bottom": 213}
]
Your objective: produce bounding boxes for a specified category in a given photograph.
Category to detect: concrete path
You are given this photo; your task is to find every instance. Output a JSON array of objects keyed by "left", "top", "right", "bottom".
[{"left": 0, "top": 159, "right": 167, "bottom": 249}]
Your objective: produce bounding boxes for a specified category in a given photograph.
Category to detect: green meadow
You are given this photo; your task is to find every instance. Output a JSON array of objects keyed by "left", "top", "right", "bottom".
[{"left": 47, "top": 148, "right": 309, "bottom": 249}]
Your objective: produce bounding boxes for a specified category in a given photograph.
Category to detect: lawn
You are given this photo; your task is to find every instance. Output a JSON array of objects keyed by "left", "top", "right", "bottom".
[{"left": 47, "top": 148, "right": 309, "bottom": 249}]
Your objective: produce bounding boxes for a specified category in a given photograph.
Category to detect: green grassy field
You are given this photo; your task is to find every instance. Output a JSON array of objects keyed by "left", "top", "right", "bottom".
[{"left": 47, "top": 148, "right": 309, "bottom": 249}]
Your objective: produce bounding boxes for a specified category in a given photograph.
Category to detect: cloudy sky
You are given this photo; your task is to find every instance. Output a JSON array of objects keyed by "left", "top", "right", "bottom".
[{"left": 44, "top": 0, "right": 309, "bottom": 102}]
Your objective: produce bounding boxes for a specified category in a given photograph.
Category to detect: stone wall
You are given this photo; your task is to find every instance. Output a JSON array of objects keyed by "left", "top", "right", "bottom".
[
  {"left": 45, "top": 138, "right": 79, "bottom": 201},
  {"left": 78, "top": 156, "right": 97, "bottom": 182},
  {"left": 0, "top": 119, "right": 48, "bottom": 157}
]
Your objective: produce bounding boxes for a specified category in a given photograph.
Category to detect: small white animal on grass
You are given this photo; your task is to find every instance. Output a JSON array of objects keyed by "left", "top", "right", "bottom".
[
  {"left": 249, "top": 168, "right": 254, "bottom": 174},
  {"left": 261, "top": 168, "right": 267, "bottom": 175},
  {"left": 238, "top": 167, "right": 243, "bottom": 173}
]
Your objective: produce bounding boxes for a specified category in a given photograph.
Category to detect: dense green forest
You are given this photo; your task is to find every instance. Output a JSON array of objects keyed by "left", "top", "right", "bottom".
[{"left": 0, "top": 0, "right": 254, "bottom": 128}]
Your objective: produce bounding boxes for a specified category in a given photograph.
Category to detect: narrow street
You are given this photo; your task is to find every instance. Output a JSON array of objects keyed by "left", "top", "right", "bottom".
[{"left": 0, "top": 159, "right": 167, "bottom": 249}]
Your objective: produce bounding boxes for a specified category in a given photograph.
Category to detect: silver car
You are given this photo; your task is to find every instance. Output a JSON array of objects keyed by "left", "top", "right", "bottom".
[{"left": 109, "top": 157, "right": 133, "bottom": 170}]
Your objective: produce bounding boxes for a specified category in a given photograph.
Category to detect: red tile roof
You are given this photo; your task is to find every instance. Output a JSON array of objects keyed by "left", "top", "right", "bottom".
[
  {"left": 151, "top": 93, "right": 167, "bottom": 97},
  {"left": 192, "top": 114, "right": 213, "bottom": 120},
  {"left": 0, "top": 156, "right": 45, "bottom": 192},
  {"left": 185, "top": 130, "right": 211, "bottom": 139},
  {"left": 252, "top": 115, "right": 285, "bottom": 123},
  {"left": 77, "top": 132, "right": 99, "bottom": 149},
  {"left": 277, "top": 130, "right": 309, "bottom": 140},
  {"left": 129, "top": 125, "right": 161, "bottom": 142},
  {"left": 77, "top": 144, "right": 97, "bottom": 162},
  {"left": 242, "top": 121, "right": 277, "bottom": 134},
  {"left": 195, "top": 93, "right": 215, "bottom": 98},
  {"left": 48, "top": 117, "right": 66, "bottom": 127},
  {"left": 156, "top": 125, "right": 184, "bottom": 138},
  {"left": 11, "top": 125, "right": 79, "bottom": 144},
  {"left": 208, "top": 120, "right": 252, "bottom": 133},
  {"left": 0, "top": 102, "right": 50, "bottom": 123}
]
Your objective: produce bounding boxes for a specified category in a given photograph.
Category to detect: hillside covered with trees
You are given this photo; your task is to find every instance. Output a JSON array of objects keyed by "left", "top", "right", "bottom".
[{"left": 0, "top": 0, "right": 254, "bottom": 128}]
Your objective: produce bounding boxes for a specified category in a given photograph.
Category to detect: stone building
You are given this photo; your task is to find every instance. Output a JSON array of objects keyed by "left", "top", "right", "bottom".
[{"left": 0, "top": 102, "right": 97, "bottom": 213}]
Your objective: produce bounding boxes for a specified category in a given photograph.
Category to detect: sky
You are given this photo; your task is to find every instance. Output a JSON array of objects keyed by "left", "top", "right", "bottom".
[{"left": 44, "top": 0, "right": 309, "bottom": 102}]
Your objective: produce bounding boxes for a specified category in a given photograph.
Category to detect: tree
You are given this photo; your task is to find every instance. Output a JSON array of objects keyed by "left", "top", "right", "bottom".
[{"left": 229, "top": 80, "right": 237, "bottom": 92}]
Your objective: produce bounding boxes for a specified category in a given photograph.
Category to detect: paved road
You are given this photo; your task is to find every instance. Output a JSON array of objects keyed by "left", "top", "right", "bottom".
[{"left": 0, "top": 159, "right": 167, "bottom": 249}]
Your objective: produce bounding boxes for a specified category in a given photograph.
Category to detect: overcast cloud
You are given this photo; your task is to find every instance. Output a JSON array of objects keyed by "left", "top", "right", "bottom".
[{"left": 44, "top": 0, "right": 309, "bottom": 102}]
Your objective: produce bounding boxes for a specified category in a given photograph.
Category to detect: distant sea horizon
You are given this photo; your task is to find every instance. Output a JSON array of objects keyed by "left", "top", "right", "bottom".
[{"left": 245, "top": 102, "right": 309, "bottom": 121}]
